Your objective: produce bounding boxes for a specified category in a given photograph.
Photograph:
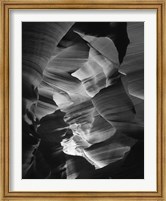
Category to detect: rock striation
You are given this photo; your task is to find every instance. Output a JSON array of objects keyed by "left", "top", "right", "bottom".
[{"left": 22, "top": 22, "right": 144, "bottom": 179}]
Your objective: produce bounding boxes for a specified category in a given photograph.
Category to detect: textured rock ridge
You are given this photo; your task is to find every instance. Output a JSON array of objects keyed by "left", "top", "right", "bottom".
[{"left": 22, "top": 22, "right": 144, "bottom": 179}]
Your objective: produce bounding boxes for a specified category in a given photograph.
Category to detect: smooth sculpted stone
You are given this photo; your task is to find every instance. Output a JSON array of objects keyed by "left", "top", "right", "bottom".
[
  {"left": 22, "top": 22, "right": 144, "bottom": 179},
  {"left": 22, "top": 22, "right": 74, "bottom": 102},
  {"left": 92, "top": 78, "right": 144, "bottom": 139},
  {"left": 120, "top": 22, "right": 144, "bottom": 99}
]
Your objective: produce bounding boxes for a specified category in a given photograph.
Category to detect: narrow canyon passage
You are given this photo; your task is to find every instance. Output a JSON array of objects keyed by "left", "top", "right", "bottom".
[{"left": 22, "top": 22, "right": 144, "bottom": 179}]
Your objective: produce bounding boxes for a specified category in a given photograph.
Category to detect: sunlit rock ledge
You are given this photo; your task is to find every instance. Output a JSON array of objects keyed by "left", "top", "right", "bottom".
[{"left": 22, "top": 22, "right": 144, "bottom": 179}]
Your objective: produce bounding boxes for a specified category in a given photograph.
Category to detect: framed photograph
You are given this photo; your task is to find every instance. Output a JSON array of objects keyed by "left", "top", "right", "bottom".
[{"left": 0, "top": 0, "right": 166, "bottom": 200}]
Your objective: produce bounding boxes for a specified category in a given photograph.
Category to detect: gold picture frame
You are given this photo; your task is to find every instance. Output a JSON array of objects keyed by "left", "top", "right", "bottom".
[{"left": 0, "top": 0, "right": 165, "bottom": 200}]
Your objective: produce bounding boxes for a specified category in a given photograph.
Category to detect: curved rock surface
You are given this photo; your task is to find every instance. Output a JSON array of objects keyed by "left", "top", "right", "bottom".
[{"left": 22, "top": 22, "right": 144, "bottom": 179}]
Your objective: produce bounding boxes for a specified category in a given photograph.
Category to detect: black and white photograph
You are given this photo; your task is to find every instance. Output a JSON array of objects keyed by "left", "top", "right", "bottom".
[{"left": 22, "top": 22, "right": 144, "bottom": 179}]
